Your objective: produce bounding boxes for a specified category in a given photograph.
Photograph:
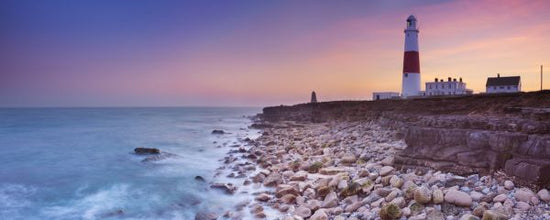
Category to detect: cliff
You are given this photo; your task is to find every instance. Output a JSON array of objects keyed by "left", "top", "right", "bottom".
[{"left": 258, "top": 91, "right": 550, "bottom": 187}]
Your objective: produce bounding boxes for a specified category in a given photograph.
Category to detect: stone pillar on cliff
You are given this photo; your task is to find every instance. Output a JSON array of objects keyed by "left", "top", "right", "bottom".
[{"left": 311, "top": 91, "right": 317, "bottom": 103}]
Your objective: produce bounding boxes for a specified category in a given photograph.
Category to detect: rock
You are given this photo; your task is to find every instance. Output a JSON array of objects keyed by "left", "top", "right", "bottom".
[
  {"left": 318, "top": 167, "right": 347, "bottom": 175},
  {"left": 340, "top": 182, "right": 362, "bottom": 197},
  {"left": 481, "top": 210, "right": 508, "bottom": 220},
  {"left": 134, "top": 147, "right": 160, "bottom": 154},
  {"left": 473, "top": 203, "right": 488, "bottom": 217},
  {"left": 305, "top": 199, "right": 321, "bottom": 211},
  {"left": 426, "top": 207, "right": 444, "bottom": 220},
  {"left": 345, "top": 201, "right": 362, "bottom": 212},
  {"left": 290, "top": 171, "right": 308, "bottom": 181},
  {"left": 460, "top": 214, "right": 480, "bottom": 220},
  {"left": 275, "top": 185, "right": 300, "bottom": 198},
  {"left": 390, "top": 197, "right": 406, "bottom": 208},
  {"left": 293, "top": 205, "right": 312, "bottom": 218},
  {"left": 322, "top": 192, "right": 338, "bottom": 208},
  {"left": 444, "top": 190, "right": 472, "bottom": 207},
  {"left": 255, "top": 193, "right": 270, "bottom": 202},
  {"left": 317, "top": 186, "right": 331, "bottom": 198},
  {"left": 432, "top": 188, "right": 444, "bottom": 204},
  {"left": 470, "top": 191, "right": 484, "bottom": 201},
  {"left": 492, "top": 194, "right": 507, "bottom": 203},
  {"left": 537, "top": 188, "right": 550, "bottom": 202},
  {"left": 263, "top": 172, "right": 283, "bottom": 187},
  {"left": 280, "top": 194, "right": 297, "bottom": 204},
  {"left": 195, "top": 211, "right": 218, "bottom": 220},
  {"left": 210, "top": 183, "right": 237, "bottom": 194},
  {"left": 211, "top": 129, "right": 225, "bottom": 134},
  {"left": 195, "top": 176, "right": 205, "bottom": 182},
  {"left": 379, "top": 166, "right": 394, "bottom": 176},
  {"left": 379, "top": 203, "right": 402, "bottom": 220},
  {"left": 381, "top": 157, "right": 394, "bottom": 166},
  {"left": 408, "top": 201, "right": 424, "bottom": 216},
  {"left": 341, "top": 154, "right": 357, "bottom": 164},
  {"left": 514, "top": 188, "right": 535, "bottom": 203},
  {"left": 515, "top": 201, "right": 530, "bottom": 211},
  {"left": 414, "top": 186, "right": 432, "bottom": 204},
  {"left": 390, "top": 176, "right": 404, "bottom": 188},
  {"left": 503, "top": 180, "right": 514, "bottom": 190},
  {"left": 310, "top": 209, "right": 328, "bottom": 220}
]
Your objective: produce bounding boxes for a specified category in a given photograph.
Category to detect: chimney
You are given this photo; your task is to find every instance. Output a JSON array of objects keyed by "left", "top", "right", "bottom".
[
  {"left": 459, "top": 77, "right": 462, "bottom": 82},
  {"left": 435, "top": 78, "right": 438, "bottom": 82},
  {"left": 497, "top": 73, "right": 500, "bottom": 78},
  {"left": 453, "top": 78, "right": 457, "bottom": 82},
  {"left": 448, "top": 77, "right": 451, "bottom": 82}
]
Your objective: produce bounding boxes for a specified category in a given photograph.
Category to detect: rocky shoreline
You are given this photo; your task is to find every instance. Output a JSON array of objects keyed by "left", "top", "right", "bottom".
[{"left": 211, "top": 120, "right": 549, "bottom": 219}]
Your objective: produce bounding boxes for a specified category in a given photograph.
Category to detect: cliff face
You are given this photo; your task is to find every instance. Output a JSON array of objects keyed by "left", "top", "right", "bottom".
[{"left": 259, "top": 91, "right": 550, "bottom": 187}]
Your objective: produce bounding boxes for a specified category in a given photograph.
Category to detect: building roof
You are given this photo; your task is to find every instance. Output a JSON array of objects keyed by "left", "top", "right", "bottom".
[{"left": 486, "top": 76, "right": 520, "bottom": 87}]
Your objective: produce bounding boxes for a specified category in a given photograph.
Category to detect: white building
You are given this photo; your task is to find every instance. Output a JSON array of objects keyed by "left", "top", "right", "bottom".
[
  {"left": 425, "top": 77, "right": 473, "bottom": 96},
  {"left": 402, "top": 15, "right": 421, "bottom": 98},
  {"left": 372, "top": 92, "right": 400, "bottom": 100},
  {"left": 486, "top": 74, "right": 521, "bottom": 93}
]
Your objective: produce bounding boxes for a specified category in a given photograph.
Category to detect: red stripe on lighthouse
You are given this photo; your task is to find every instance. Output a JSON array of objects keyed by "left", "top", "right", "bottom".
[{"left": 403, "top": 51, "right": 420, "bottom": 73}]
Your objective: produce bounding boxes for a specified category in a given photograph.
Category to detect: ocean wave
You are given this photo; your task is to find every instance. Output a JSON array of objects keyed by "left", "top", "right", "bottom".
[{"left": 41, "top": 184, "right": 136, "bottom": 220}]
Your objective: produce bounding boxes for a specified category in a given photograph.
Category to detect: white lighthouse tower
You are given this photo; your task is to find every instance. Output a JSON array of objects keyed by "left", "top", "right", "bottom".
[{"left": 401, "top": 15, "right": 421, "bottom": 98}]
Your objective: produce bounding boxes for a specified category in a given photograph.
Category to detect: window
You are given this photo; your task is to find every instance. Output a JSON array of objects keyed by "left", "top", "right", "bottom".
[
  {"left": 405, "top": 73, "right": 408, "bottom": 77},
  {"left": 507, "top": 86, "right": 510, "bottom": 89},
  {"left": 500, "top": 86, "right": 504, "bottom": 89}
]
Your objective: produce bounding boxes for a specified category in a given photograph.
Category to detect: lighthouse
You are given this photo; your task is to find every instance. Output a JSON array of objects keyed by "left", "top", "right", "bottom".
[{"left": 401, "top": 15, "right": 421, "bottom": 98}]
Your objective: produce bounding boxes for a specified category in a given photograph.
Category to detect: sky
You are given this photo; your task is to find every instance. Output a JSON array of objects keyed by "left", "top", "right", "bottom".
[{"left": 1, "top": 0, "right": 549, "bottom": 107}]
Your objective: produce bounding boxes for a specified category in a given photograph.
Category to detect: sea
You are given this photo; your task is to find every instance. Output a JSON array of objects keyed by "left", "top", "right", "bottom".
[{"left": 0, "top": 107, "right": 262, "bottom": 220}]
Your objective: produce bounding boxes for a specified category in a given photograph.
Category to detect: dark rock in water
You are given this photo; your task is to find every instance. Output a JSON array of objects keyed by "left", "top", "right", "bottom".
[
  {"left": 195, "top": 176, "right": 205, "bottom": 182},
  {"left": 134, "top": 147, "right": 160, "bottom": 155},
  {"left": 210, "top": 183, "right": 237, "bottom": 194},
  {"left": 195, "top": 211, "right": 218, "bottom": 220},
  {"left": 141, "top": 152, "right": 181, "bottom": 162},
  {"left": 211, "top": 129, "right": 225, "bottom": 134}
]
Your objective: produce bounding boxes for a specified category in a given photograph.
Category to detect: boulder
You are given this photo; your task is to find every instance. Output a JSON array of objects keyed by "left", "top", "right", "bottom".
[
  {"left": 514, "top": 188, "right": 536, "bottom": 203},
  {"left": 211, "top": 129, "right": 225, "bottom": 134},
  {"left": 255, "top": 193, "right": 270, "bottom": 202},
  {"left": 263, "top": 172, "right": 283, "bottom": 187},
  {"left": 322, "top": 192, "right": 338, "bottom": 208},
  {"left": 134, "top": 147, "right": 160, "bottom": 154},
  {"left": 290, "top": 171, "right": 308, "bottom": 181},
  {"left": 210, "top": 183, "right": 237, "bottom": 194},
  {"left": 503, "top": 180, "right": 514, "bottom": 190},
  {"left": 537, "top": 189, "right": 550, "bottom": 202},
  {"left": 432, "top": 189, "right": 444, "bottom": 204},
  {"left": 275, "top": 184, "right": 300, "bottom": 198},
  {"left": 413, "top": 186, "right": 432, "bottom": 204},
  {"left": 481, "top": 210, "right": 508, "bottom": 220},
  {"left": 444, "top": 190, "right": 472, "bottom": 207},
  {"left": 293, "top": 205, "right": 312, "bottom": 218},
  {"left": 379, "top": 203, "right": 402, "bottom": 220},
  {"left": 492, "top": 194, "right": 507, "bottom": 203},
  {"left": 310, "top": 209, "right": 328, "bottom": 220},
  {"left": 379, "top": 166, "right": 394, "bottom": 176}
]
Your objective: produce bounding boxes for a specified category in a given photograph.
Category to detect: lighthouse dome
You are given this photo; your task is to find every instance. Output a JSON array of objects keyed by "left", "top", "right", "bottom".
[{"left": 407, "top": 15, "right": 416, "bottom": 21}]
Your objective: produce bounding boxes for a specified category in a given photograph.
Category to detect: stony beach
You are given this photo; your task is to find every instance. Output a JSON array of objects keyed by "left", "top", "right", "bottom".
[
  {"left": 209, "top": 119, "right": 549, "bottom": 220},
  {"left": 199, "top": 92, "right": 550, "bottom": 219}
]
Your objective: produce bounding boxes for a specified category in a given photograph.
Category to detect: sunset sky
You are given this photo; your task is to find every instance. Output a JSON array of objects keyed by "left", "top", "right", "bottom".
[{"left": 1, "top": 0, "right": 549, "bottom": 107}]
